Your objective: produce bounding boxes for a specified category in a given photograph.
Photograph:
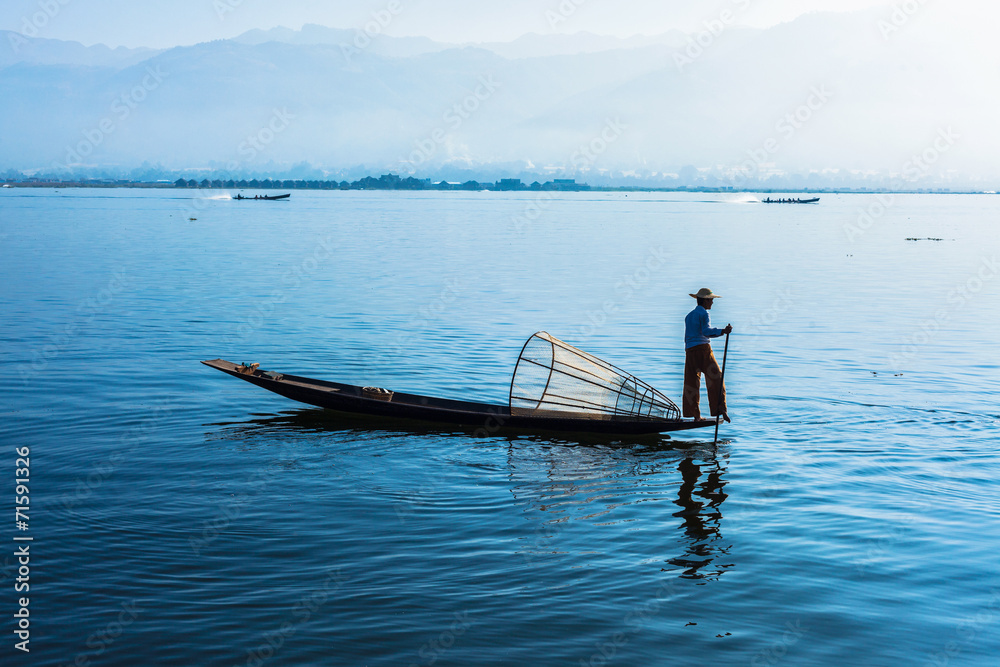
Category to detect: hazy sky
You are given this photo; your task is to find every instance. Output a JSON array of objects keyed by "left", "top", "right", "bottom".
[
  {"left": 3, "top": 0, "right": 911, "bottom": 48},
  {"left": 3, "top": 0, "right": 997, "bottom": 179}
]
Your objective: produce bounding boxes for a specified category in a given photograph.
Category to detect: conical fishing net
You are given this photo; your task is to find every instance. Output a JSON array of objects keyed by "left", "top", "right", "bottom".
[{"left": 509, "top": 332, "right": 681, "bottom": 421}]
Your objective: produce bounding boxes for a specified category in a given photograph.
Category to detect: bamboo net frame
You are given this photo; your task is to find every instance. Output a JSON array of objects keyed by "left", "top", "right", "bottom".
[{"left": 509, "top": 332, "right": 681, "bottom": 421}]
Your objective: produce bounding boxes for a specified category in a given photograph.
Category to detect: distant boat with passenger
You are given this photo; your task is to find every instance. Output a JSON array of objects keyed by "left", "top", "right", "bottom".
[
  {"left": 762, "top": 196, "right": 820, "bottom": 204},
  {"left": 234, "top": 193, "right": 290, "bottom": 201}
]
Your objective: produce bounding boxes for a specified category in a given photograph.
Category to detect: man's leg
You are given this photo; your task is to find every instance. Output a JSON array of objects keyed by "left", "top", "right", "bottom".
[
  {"left": 704, "top": 348, "right": 727, "bottom": 417},
  {"left": 682, "top": 348, "right": 703, "bottom": 419}
]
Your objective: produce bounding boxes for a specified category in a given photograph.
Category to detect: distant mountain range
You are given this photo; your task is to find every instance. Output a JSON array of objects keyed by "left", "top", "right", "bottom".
[
  {"left": 230, "top": 24, "right": 687, "bottom": 59},
  {"left": 0, "top": 12, "right": 996, "bottom": 187},
  {"left": 0, "top": 32, "right": 161, "bottom": 69}
]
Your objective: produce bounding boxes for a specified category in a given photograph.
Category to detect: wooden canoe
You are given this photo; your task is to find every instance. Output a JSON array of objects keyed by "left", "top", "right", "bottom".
[
  {"left": 762, "top": 197, "right": 820, "bottom": 204},
  {"left": 234, "top": 193, "right": 291, "bottom": 200},
  {"left": 201, "top": 359, "right": 718, "bottom": 435}
]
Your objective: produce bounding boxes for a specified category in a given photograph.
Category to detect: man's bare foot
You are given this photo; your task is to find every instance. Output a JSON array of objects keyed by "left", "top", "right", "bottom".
[{"left": 723, "top": 413, "right": 731, "bottom": 423}]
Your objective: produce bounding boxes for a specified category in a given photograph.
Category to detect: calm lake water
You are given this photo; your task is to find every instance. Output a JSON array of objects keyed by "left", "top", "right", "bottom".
[{"left": 1, "top": 188, "right": 999, "bottom": 666}]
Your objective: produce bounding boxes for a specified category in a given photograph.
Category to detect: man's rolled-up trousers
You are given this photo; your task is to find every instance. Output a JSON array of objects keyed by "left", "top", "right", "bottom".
[{"left": 683, "top": 343, "right": 726, "bottom": 419}]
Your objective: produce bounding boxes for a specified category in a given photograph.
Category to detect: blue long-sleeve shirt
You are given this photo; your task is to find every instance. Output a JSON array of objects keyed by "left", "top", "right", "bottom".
[{"left": 685, "top": 305, "right": 724, "bottom": 349}]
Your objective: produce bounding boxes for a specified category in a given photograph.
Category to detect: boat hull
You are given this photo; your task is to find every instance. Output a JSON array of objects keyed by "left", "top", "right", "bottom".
[
  {"left": 234, "top": 194, "right": 291, "bottom": 200},
  {"left": 202, "top": 359, "right": 717, "bottom": 435},
  {"left": 762, "top": 197, "right": 820, "bottom": 204}
]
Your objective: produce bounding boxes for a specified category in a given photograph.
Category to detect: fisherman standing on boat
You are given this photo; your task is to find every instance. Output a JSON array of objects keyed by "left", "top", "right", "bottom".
[{"left": 683, "top": 288, "right": 732, "bottom": 422}]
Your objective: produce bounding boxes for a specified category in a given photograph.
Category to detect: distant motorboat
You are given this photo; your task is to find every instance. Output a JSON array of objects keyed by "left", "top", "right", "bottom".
[
  {"left": 762, "top": 196, "right": 820, "bottom": 204},
  {"left": 234, "top": 193, "right": 291, "bottom": 201},
  {"left": 1, "top": 184, "right": 12, "bottom": 188}
]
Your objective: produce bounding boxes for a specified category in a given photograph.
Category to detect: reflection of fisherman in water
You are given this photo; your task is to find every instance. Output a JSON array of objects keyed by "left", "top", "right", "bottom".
[
  {"left": 667, "top": 454, "right": 730, "bottom": 580},
  {"left": 501, "top": 441, "right": 734, "bottom": 579}
]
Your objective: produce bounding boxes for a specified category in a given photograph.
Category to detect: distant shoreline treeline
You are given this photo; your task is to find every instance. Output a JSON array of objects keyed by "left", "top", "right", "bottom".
[
  {"left": 1, "top": 173, "right": 986, "bottom": 195},
  {"left": 170, "top": 174, "right": 595, "bottom": 192}
]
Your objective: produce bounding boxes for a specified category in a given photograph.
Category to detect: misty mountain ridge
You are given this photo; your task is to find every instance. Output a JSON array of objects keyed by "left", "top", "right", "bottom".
[
  {"left": 231, "top": 24, "right": 454, "bottom": 59},
  {"left": 231, "top": 24, "right": 691, "bottom": 59},
  {"left": 0, "top": 10, "right": 994, "bottom": 187},
  {"left": 0, "top": 30, "right": 162, "bottom": 70}
]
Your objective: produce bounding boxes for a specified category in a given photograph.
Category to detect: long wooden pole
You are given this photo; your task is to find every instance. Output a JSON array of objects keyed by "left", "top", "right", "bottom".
[{"left": 713, "top": 332, "right": 730, "bottom": 445}]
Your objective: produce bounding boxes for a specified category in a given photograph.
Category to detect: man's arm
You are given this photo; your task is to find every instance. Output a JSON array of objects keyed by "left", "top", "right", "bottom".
[{"left": 701, "top": 311, "right": 725, "bottom": 338}]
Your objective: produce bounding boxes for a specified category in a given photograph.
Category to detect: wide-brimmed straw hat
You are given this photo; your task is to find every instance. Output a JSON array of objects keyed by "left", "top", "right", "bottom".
[{"left": 689, "top": 288, "right": 722, "bottom": 299}]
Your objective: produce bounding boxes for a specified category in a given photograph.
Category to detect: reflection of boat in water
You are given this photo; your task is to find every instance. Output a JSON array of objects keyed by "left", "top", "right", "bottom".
[
  {"left": 211, "top": 406, "right": 734, "bottom": 581},
  {"left": 203, "top": 332, "right": 718, "bottom": 436},
  {"left": 762, "top": 196, "right": 820, "bottom": 204},
  {"left": 234, "top": 193, "right": 290, "bottom": 200}
]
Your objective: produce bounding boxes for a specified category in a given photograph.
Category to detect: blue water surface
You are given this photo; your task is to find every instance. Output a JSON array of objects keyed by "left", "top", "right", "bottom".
[{"left": 1, "top": 188, "right": 998, "bottom": 666}]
